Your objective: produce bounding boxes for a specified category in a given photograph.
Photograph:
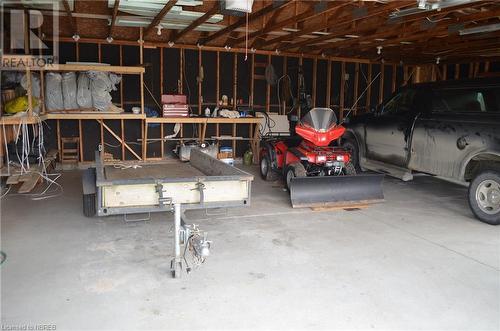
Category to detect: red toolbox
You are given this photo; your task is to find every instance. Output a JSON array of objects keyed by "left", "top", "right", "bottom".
[{"left": 161, "top": 94, "right": 187, "bottom": 105}]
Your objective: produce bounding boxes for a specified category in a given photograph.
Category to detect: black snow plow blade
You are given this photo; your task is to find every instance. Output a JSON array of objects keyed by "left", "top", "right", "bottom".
[{"left": 289, "top": 174, "right": 384, "bottom": 208}]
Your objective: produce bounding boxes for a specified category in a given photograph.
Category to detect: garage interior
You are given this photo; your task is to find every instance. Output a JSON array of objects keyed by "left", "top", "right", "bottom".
[{"left": 1, "top": 0, "right": 500, "bottom": 329}]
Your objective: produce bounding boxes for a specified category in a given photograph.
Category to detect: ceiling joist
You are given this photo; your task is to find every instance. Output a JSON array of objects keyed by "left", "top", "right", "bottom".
[
  {"left": 171, "top": 3, "right": 219, "bottom": 43},
  {"left": 143, "top": 0, "right": 178, "bottom": 37},
  {"left": 200, "top": 1, "right": 288, "bottom": 45}
]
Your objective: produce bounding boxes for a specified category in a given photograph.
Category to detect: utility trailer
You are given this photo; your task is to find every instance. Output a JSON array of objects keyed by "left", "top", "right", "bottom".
[{"left": 82, "top": 148, "right": 253, "bottom": 278}]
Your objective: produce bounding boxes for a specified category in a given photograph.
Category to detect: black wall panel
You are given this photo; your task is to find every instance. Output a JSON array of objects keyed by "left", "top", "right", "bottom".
[
  {"left": 202, "top": 51, "right": 217, "bottom": 104},
  {"left": 315, "top": 59, "right": 327, "bottom": 107},
  {"left": 163, "top": 48, "right": 180, "bottom": 94}
]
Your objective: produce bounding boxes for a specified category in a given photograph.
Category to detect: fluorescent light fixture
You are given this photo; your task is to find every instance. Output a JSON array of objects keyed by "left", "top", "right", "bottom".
[
  {"left": 282, "top": 28, "right": 300, "bottom": 32},
  {"left": 224, "top": 0, "right": 254, "bottom": 13},
  {"left": 375, "top": 38, "right": 386, "bottom": 41},
  {"left": 312, "top": 31, "right": 331, "bottom": 36},
  {"left": 400, "top": 41, "right": 413, "bottom": 44},
  {"left": 459, "top": 23, "right": 500, "bottom": 35},
  {"left": 389, "top": 0, "right": 481, "bottom": 19},
  {"left": 345, "top": 34, "right": 360, "bottom": 38},
  {"left": 116, "top": 17, "right": 223, "bottom": 32}
]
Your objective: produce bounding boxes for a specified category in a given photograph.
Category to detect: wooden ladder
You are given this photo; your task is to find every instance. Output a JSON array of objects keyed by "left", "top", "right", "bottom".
[{"left": 60, "top": 137, "right": 80, "bottom": 163}]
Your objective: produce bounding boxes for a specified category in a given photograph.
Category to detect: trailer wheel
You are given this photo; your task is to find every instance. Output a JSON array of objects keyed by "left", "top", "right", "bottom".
[
  {"left": 83, "top": 193, "right": 96, "bottom": 217},
  {"left": 468, "top": 170, "right": 500, "bottom": 225},
  {"left": 285, "top": 163, "right": 307, "bottom": 191},
  {"left": 260, "top": 154, "right": 279, "bottom": 181},
  {"left": 343, "top": 162, "right": 357, "bottom": 176}
]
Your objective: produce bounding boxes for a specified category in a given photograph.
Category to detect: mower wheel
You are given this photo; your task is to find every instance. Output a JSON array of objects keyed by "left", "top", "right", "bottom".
[
  {"left": 285, "top": 162, "right": 307, "bottom": 191},
  {"left": 342, "top": 139, "right": 361, "bottom": 172},
  {"left": 343, "top": 162, "right": 357, "bottom": 176},
  {"left": 260, "top": 154, "right": 279, "bottom": 181}
]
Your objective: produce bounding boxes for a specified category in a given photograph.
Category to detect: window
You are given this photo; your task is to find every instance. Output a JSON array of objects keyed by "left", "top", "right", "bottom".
[
  {"left": 432, "top": 87, "right": 500, "bottom": 113},
  {"left": 382, "top": 89, "right": 417, "bottom": 114}
]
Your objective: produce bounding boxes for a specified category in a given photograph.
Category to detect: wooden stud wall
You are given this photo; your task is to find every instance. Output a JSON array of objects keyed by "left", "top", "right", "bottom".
[{"left": 2, "top": 34, "right": 497, "bottom": 165}]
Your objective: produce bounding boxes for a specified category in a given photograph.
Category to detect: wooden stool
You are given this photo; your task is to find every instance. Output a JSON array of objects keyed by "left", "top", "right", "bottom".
[{"left": 61, "top": 137, "right": 80, "bottom": 163}]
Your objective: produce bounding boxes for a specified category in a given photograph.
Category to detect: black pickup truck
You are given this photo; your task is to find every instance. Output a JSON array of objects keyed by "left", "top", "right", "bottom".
[{"left": 343, "top": 77, "right": 500, "bottom": 225}]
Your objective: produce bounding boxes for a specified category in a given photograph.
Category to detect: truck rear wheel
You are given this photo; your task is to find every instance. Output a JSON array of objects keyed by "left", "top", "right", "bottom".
[
  {"left": 468, "top": 170, "right": 500, "bottom": 225},
  {"left": 285, "top": 163, "right": 307, "bottom": 191},
  {"left": 260, "top": 154, "right": 279, "bottom": 181}
]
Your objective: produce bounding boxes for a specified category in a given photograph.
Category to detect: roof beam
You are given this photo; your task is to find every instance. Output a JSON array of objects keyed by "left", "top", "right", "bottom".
[
  {"left": 200, "top": 1, "right": 288, "bottom": 45},
  {"left": 326, "top": 6, "right": 500, "bottom": 55},
  {"left": 272, "top": 1, "right": 407, "bottom": 51},
  {"left": 171, "top": 4, "right": 219, "bottom": 43},
  {"left": 62, "top": 0, "right": 78, "bottom": 35},
  {"left": 109, "top": 0, "right": 120, "bottom": 38},
  {"left": 296, "top": 1, "right": 494, "bottom": 54},
  {"left": 230, "top": 1, "right": 348, "bottom": 47},
  {"left": 143, "top": 0, "right": 178, "bottom": 36}
]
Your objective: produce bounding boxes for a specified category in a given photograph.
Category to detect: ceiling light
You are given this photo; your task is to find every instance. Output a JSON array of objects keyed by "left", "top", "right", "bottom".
[
  {"left": 377, "top": 46, "right": 383, "bottom": 55},
  {"left": 389, "top": 0, "right": 480, "bottom": 20},
  {"left": 156, "top": 23, "right": 163, "bottom": 36},
  {"left": 106, "top": 36, "right": 113, "bottom": 43},
  {"left": 459, "top": 23, "right": 500, "bottom": 35},
  {"left": 436, "top": 57, "right": 441, "bottom": 64},
  {"left": 282, "top": 28, "right": 300, "bottom": 32},
  {"left": 312, "top": 31, "right": 330, "bottom": 36},
  {"left": 72, "top": 34, "right": 80, "bottom": 41},
  {"left": 345, "top": 34, "right": 359, "bottom": 38},
  {"left": 168, "top": 41, "right": 175, "bottom": 47}
]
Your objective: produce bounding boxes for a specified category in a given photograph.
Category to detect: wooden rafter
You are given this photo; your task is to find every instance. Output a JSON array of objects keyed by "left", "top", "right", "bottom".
[
  {"left": 273, "top": 1, "right": 407, "bottom": 51},
  {"left": 62, "top": 0, "right": 78, "bottom": 35},
  {"left": 327, "top": 7, "right": 500, "bottom": 58},
  {"left": 109, "top": 0, "right": 120, "bottom": 38},
  {"left": 230, "top": 1, "right": 347, "bottom": 47},
  {"left": 171, "top": 4, "right": 219, "bottom": 43},
  {"left": 201, "top": 1, "right": 288, "bottom": 45},
  {"left": 143, "top": 0, "right": 178, "bottom": 37},
  {"left": 322, "top": 3, "right": 500, "bottom": 55}
]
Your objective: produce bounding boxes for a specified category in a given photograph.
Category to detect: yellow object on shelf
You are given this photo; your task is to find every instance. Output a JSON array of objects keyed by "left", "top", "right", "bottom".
[{"left": 4, "top": 96, "right": 38, "bottom": 114}]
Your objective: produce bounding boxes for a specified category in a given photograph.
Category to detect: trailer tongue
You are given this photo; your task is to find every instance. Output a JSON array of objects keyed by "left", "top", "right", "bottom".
[{"left": 290, "top": 174, "right": 385, "bottom": 208}]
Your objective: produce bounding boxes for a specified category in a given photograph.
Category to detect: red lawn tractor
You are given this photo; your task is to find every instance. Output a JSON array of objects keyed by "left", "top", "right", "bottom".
[{"left": 259, "top": 108, "right": 384, "bottom": 208}]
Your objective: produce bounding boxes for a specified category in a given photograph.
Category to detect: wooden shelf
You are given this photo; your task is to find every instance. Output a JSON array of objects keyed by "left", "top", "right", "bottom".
[
  {"left": 41, "top": 64, "right": 145, "bottom": 74},
  {"left": 145, "top": 117, "right": 262, "bottom": 124},
  {"left": 0, "top": 115, "right": 41, "bottom": 125},
  {"left": 44, "top": 112, "right": 145, "bottom": 120}
]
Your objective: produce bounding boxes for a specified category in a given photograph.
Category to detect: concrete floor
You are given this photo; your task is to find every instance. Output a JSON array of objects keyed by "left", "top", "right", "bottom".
[{"left": 1, "top": 167, "right": 499, "bottom": 330}]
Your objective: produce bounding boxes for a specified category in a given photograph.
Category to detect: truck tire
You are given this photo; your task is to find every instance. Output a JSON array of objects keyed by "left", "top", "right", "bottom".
[
  {"left": 260, "top": 154, "right": 279, "bottom": 181},
  {"left": 342, "top": 139, "right": 361, "bottom": 172},
  {"left": 83, "top": 193, "right": 96, "bottom": 217},
  {"left": 468, "top": 170, "right": 500, "bottom": 225},
  {"left": 285, "top": 162, "right": 307, "bottom": 191}
]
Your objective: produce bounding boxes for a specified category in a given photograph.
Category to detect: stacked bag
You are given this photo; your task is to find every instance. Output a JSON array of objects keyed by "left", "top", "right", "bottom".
[{"left": 45, "top": 71, "right": 121, "bottom": 112}]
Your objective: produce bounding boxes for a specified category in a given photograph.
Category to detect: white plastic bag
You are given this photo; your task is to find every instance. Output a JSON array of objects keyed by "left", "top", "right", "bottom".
[
  {"left": 88, "top": 71, "right": 121, "bottom": 111},
  {"left": 76, "top": 72, "right": 92, "bottom": 108},
  {"left": 45, "top": 72, "right": 64, "bottom": 111},
  {"left": 21, "top": 73, "right": 41, "bottom": 114},
  {"left": 62, "top": 72, "right": 78, "bottom": 109}
]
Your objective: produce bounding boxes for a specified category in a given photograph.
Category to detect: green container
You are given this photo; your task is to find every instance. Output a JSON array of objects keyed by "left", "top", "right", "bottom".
[{"left": 243, "top": 150, "right": 253, "bottom": 166}]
